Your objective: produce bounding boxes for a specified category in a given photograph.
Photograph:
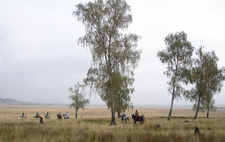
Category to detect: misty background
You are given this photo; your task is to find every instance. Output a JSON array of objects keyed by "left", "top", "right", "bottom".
[{"left": 0, "top": 0, "right": 225, "bottom": 106}]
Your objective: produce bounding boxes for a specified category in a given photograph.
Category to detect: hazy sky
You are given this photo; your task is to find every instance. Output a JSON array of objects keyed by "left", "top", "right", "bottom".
[{"left": 0, "top": 0, "right": 225, "bottom": 106}]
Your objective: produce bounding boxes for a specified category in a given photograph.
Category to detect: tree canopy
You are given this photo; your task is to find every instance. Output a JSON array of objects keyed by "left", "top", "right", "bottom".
[
  {"left": 74, "top": 0, "right": 141, "bottom": 125},
  {"left": 184, "top": 47, "right": 225, "bottom": 119},
  {"left": 69, "top": 81, "right": 90, "bottom": 119},
  {"left": 157, "top": 31, "right": 194, "bottom": 120}
]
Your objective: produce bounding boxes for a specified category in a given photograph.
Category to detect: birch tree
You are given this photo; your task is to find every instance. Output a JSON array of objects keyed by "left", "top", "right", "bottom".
[
  {"left": 186, "top": 47, "right": 225, "bottom": 119},
  {"left": 69, "top": 82, "right": 90, "bottom": 119},
  {"left": 157, "top": 31, "right": 194, "bottom": 120},
  {"left": 73, "top": 0, "right": 141, "bottom": 125}
]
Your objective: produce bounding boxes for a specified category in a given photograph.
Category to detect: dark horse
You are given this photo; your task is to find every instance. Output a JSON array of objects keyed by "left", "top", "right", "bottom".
[
  {"left": 57, "top": 114, "right": 62, "bottom": 120},
  {"left": 33, "top": 115, "right": 41, "bottom": 119},
  {"left": 132, "top": 114, "right": 145, "bottom": 124}
]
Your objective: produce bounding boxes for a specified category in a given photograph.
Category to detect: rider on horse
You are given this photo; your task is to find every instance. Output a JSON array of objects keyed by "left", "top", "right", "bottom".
[
  {"left": 135, "top": 110, "right": 139, "bottom": 120},
  {"left": 122, "top": 110, "right": 126, "bottom": 119},
  {"left": 22, "top": 112, "right": 25, "bottom": 118},
  {"left": 45, "top": 112, "right": 49, "bottom": 117},
  {"left": 36, "top": 112, "right": 40, "bottom": 117},
  {"left": 64, "top": 112, "right": 69, "bottom": 118}
]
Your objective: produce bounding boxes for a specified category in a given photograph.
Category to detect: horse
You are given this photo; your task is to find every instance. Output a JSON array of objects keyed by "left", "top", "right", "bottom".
[
  {"left": 57, "top": 114, "right": 62, "bottom": 120},
  {"left": 33, "top": 115, "right": 41, "bottom": 119},
  {"left": 45, "top": 115, "right": 50, "bottom": 119},
  {"left": 132, "top": 114, "right": 145, "bottom": 124},
  {"left": 20, "top": 115, "right": 27, "bottom": 118},
  {"left": 121, "top": 115, "right": 129, "bottom": 124},
  {"left": 63, "top": 113, "right": 69, "bottom": 119}
]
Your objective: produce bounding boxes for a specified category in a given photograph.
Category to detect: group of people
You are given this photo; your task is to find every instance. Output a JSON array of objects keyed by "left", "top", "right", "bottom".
[
  {"left": 58, "top": 112, "right": 69, "bottom": 118},
  {"left": 21, "top": 111, "right": 69, "bottom": 118},
  {"left": 122, "top": 110, "right": 140, "bottom": 119},
  {"left": 22, "top": 110, "right": 139, "bottom": 119}
]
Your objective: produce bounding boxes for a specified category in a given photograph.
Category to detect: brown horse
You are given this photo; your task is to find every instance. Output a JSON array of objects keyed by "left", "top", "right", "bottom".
[
  {"left": 57, "top": 114, "right": 62, "bottom": 120},
  {"left": 33, "top": 115, "right": 41, "bottom": 119}
]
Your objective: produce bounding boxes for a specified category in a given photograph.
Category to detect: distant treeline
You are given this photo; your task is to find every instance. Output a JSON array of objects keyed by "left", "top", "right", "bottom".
[{"left": 0, "top": 98, "right": 15, "bottom": 102}]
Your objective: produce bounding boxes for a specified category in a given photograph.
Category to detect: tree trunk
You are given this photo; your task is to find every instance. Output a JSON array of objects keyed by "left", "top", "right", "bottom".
[
  {"left": 110, "top": 107, "right": 116, "bottom": 125},
  {"left": 75, "top": 109, "right": 78, "bottom": 119},
  {"left": 117, "top": 111, "right": 121, "bottom": 118},
  {"left": 167, "top": 94, "right": 175, "bottom": 121},
  {"left": 168, "top": 76, "right": 177, "bottom": 121},
  {"left": 194, "top": 93, "right": 201, "bottom": 119},
  {"left": 207, "top": 107, "right": 210, "bottom": 118}
]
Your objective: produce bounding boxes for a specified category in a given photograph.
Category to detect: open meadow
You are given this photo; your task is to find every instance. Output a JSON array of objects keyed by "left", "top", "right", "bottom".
[{"left": 1, "top": 104, "right": 225, "bottom": 142}]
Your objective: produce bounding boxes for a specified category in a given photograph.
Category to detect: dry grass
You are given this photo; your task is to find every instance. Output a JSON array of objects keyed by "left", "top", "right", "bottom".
[{"left": 0, "top": 105, "right": 225, "bottom": 142}]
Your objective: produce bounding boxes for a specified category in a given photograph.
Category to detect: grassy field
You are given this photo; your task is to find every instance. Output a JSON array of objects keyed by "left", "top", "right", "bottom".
[{"left": 0, "top": 105, "right": 225, "bottom": 142}]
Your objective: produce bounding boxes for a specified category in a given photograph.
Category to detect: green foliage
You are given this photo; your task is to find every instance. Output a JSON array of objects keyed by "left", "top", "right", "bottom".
[
  {"left": 185, "top": 47, "right": 225, "bottom": 118},
  {"left": 157, "top": 31, "right": 194, "bottom": 120},
  {"left": 74, "top": 0, "right": 141, "bottom": 124},
  {"left": 157, "top": 31, "right": 194, "bottom": 93},
  {"left": 69, "top": 81, "right": 90, "bottom": 118}
]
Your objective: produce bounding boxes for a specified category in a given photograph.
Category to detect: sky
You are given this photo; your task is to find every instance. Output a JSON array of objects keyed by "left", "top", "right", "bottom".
[{"left": 0, "top": 0, "right": 225, "bottom": 106}]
